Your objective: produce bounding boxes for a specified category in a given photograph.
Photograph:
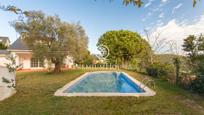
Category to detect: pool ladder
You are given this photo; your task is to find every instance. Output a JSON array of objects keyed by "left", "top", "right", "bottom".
[{"left": 140, "top": 78, "right": 156, "bottom": 90}]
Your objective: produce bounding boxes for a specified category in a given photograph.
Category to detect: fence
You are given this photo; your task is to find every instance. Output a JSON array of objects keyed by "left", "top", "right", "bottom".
[{"left": 78, "top": 64, "right": 119, "bottom": 69}]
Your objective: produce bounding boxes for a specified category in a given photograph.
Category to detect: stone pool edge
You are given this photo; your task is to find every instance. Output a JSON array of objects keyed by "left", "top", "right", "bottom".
[{"left": 54, "top": 71, "right": 156, "bottom": 97}]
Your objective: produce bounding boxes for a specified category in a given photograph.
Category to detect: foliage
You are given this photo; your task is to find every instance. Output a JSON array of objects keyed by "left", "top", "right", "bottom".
[
  {"left": 0, "top": 5, "right": 30, "bottom": 16},
  {"left": 191, "top": 76, "right": 204, "bottom": 94},
  {"left": 69, "top": 24, "right": 91, "bottom": 65},
  {"left": 193, "top": 0, "right": 201, "bottom": 7},
  {"left": 183, "top": 35, "right": 197, "bottom": 60},
  {"left": 5, "top": 55, "right": 21, "bottom": 73},
  {"left": 97, "top": 30, "right": 151, "bottom": 68},
  {"left": 83, "top": 54, "right": 96, "bottom": 65},
  {"left": 146, "top": 62, "right": 172, "bottom": 78},
  {"left": 122, "top": 0, "right": 143, "bottom": 7},
  {"left": 127, "top": 58, "right": 140, "bottom": 71},
  {"left": 2, "top": 77, "right": 11, "bottom": 83},
  {"left": 194, "top": 55, "right": 204, "bottom": 76},
  {"left": 2, "top": 77, "right": 15, "bottom": 88},
  {"left": 182, "top": 34, "right": 204, "bottom": 93},
  {"left": 182, "top": 34, "right": 204, "bottom": 75},
  {"left": 13, "top": 11, "right": 89, "bottom": 73},
  {"left": 0, "top": 42, "right": 7, "bottom": 49}
]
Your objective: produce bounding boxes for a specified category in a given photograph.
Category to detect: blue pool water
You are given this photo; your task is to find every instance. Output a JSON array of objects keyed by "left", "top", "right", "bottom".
[{"left": 64, "top": 72, "right": 144, "bottom": 93}]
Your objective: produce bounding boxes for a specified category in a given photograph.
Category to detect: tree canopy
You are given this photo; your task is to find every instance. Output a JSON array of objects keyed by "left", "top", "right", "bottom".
[
  {"left": 182, "top": 34, "right": 204, "bottom": 75},
  {"left": 182, "top": 34, "right": 204, "bottom": 59},
  {"left": 0, "top": 43, "right": 7, "bottom": 49},
  {"left": 97, "top": 30, "right": 151, "bottom": 67},
  {"left": 13, "top": 11, "right": 90, "bottom": 73}
]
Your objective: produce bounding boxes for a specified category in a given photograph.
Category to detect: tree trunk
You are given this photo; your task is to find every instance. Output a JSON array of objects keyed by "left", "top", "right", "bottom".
[
  {"left": 53, "top": 62, "right": 61, "bottom": 73},
  {"left": 150, "top": 52, "right": 154, "bottom": 64},
  {"left": 176, "top": 66, "right": 180, "bottom": 85}
]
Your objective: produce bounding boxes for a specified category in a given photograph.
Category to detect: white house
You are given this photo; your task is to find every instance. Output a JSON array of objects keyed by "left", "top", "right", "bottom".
[{"left": 0, "top": 37, "right": 74, "bottom": 70}]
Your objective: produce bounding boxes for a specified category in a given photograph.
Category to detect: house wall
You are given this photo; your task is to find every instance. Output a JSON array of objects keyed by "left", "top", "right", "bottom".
[
  {"left": 11, "top": 52, "right": 33, "bottom": 69},
  {"left": 19, "top": 54, "right": 32, "bottom": 69},
  {"left": 10, "top": 51, "right": 74, "bottom": 70},
  {"left": 64, "top": 56, "right": 74, "bottom": 68}
]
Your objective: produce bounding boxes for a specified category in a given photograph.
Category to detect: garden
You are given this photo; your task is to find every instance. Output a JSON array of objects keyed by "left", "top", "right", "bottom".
[
  {"left": 0, "top": 0, "right": 204, "bottom": 115},
  {"left": 0, "top": 69, "right": 204, "bottom": 115}
]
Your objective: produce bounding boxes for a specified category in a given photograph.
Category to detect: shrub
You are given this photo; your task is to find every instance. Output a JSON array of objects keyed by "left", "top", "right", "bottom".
[
  {"left": 191, "top": 76, "right": 204, "bottom": 94},
  {"left": 146, "top": 62, "right": 172, "bottom": 78},
  {"left": 179, "top": 73, "right": 195, "bottom": 89}
]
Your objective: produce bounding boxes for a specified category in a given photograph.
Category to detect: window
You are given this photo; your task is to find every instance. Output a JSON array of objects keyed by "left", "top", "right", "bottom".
[{"left": 31, "top": 58, "right": 44, "bottom": 68}]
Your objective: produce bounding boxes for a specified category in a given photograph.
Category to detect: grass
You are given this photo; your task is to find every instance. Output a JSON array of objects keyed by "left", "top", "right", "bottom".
[{"left": 0, "top": 69, "right": 204, "bottom": 115}]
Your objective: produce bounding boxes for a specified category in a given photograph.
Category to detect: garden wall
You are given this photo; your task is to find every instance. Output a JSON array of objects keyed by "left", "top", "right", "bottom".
[
  {"left": 0, "top": 56, "right": 10, "bottom": 67},
  {"left": 0, "top": 66, "right": 16, "bottom": 101}
]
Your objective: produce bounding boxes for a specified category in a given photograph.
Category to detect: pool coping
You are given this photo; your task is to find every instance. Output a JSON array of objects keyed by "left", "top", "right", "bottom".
[{"left": 54, "top": 71, "right": 156, "bottom": 97}]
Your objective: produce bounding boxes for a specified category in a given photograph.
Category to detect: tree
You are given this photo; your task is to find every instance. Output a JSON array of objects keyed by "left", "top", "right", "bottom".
[
  {"left": 13, "top": 11, "right": 88, "bottom": 73},
  {"left": 182, "top": 35, "right": 197, "bottom": 60},
  {"left": 97, "top": 30, "right": 151, "bottom": 69},
  {"left": 122, "top": 0, "right": 143, "bottom": 7},
  {"left": 182, "top": 34, "right": 204, "bottom": 74},
  {"left": 181, "top": 34, "right": 204, "bottom": 94},
  {"left": 0, "top": 42, "right": 7, "bottom": 49},
  {"left": 173, "top": 57, "right": 181, "bottom": 85},
  {"left": 69, "top": 23, "right": 91, "bottom": 65},
  {"left": 0, "top": 5, "right": 31, "bottom": 19},
  {"left": 144, "top": 29, "right": 177, "bottom": 64}
]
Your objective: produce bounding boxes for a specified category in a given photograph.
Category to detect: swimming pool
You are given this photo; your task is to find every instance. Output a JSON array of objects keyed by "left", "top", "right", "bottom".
[{"left": 54, "top": 71, "right": 156, "bottom": 97}]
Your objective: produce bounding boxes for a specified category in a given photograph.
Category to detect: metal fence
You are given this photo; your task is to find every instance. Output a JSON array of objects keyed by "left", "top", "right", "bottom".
[{"left": 78, "top": 64, "right": 119, "bottom": 69}]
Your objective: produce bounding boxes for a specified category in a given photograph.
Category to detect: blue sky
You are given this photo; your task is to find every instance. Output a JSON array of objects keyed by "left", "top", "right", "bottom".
[{"left": 0, "top": 0, "right": 204, "bottom": 54}]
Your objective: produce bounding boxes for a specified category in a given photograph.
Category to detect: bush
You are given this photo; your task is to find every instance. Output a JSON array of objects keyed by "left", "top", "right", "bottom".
[
  {"left": 191, "top": 76, "right": 204, "bottom": 94},
  {"left": 146, "top": 62, "right": 172, "bottom": 78}
]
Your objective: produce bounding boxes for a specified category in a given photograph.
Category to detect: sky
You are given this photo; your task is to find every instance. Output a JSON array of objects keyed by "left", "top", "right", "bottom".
[{"left": 0, "top": 0, "right": 204, "bottom": 54}]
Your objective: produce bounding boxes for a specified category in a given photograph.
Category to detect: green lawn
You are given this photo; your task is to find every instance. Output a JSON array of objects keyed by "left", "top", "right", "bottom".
[{"left": 0, "top": 69, "right": 204, "bottom": 115}]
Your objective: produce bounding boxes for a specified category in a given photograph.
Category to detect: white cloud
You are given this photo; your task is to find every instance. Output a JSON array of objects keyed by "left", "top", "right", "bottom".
[
  {"left": 142, "top": 18, "right": 146, "bottom": 22},
  {"left": 152, "top": 7, "right": 161, "bottom": 12},
  {"left": 172, "top": 3, "right": 183, "bottom": 14},
  {"left": 144, "top": 2, "right": 152, "bottom": 8},
  {"left": 144, "top": 0, "right": 154, "bottom": 8},
  {"left": 147, "top": 12, "right": 152, "bottom": 16},
  {"left": 151, "top": 15, "right": 204, "bottom": 53},
  {"left": 159, "top": 13, "right": 164, "bottom": 18},
  {"left": 161, "top": 0, "right": 168, "bottom": 3}
]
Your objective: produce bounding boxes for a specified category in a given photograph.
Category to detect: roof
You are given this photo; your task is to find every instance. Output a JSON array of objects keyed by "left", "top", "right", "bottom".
[
  {"left": 8, "top": 38, "right": 30, "bottom": 51},
  {"left": 0, "top": 37, "right": 10, "bottom": 44},
  {"left": 0, "top": 50, "right": 9, "bottom": 55}
]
